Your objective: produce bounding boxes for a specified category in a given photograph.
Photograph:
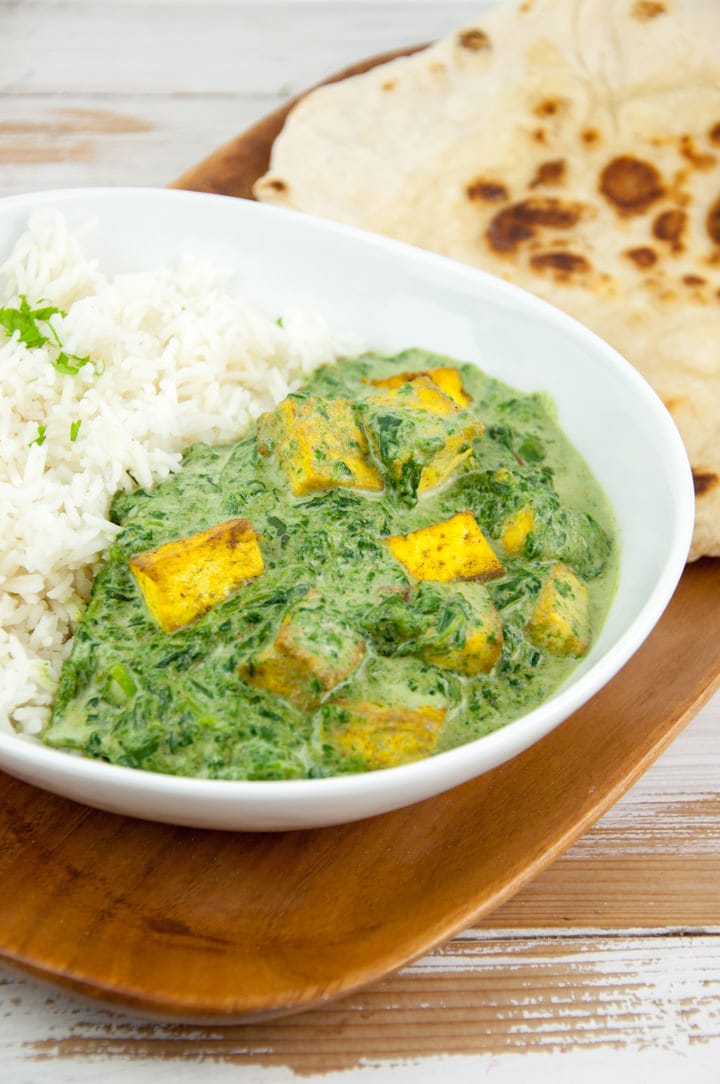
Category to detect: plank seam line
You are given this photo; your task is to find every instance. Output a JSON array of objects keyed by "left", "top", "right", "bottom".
[
  {"left": 460, "top": 926, "right": 720, "bottom": 941},
  {"left": 0, "top": 91, "right": 289, "bottom": 101}
]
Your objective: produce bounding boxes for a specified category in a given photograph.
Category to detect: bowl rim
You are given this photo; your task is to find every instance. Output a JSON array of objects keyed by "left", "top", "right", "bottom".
[{"left": 0, "top": 185, "right": 695, "bottom": 812}]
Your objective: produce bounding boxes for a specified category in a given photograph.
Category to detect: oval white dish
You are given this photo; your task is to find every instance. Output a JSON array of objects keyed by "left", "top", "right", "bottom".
[{"left": 0, "top": 187, "right": 694, "bottom": 830}]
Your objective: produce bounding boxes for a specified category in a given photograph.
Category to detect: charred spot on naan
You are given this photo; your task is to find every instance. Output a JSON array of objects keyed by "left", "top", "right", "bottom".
[
  {"left": 533, "top": 99, "right": 561, "bottom": 118},
  {"left": 486, "top": 198, "right": 586, "bottom": 254},
  {"left": 624, "top": 246, "right": 658, "bottom": 269},
  {"left": 466, "top": 178, "right": 509, "bottom": 203},
  {"left": 706, "top": 195, "right": 720, "bottom": 245},
  {"left": 529, "top": 159, "right": 566, "bottom": 188},
  {"left": 663, "top": 394, "right": 688, "bottom": 414},
  {"left": 599, "top": 156, "right": 665, "bottom": 216},
  {"left": 678, "top": 134, "right": 717, "bottom": 172},
  {"left": 632, "top": 1, "right": 667, "bottom": 19},
  {"left": 529, "top": 251, "right": 591, "bottom": 281},
  {"left": 665, "top": 171, "right": 693, "bottom": 210},
  {"left": 581, "top": 128, "right": 601, "bottom": 146},
  {"left": 653, "top": 208, "right": 687, "bottom": 252},
  {"left": 709, "top": 124, "right": 720, "bottom": 147},
  {"left": 457, "top": 28, "right": 491, "bottom": 51},
  {"left": 266, "top": 178, "right": 289, "bottom": 194},
  {"left": 683, "top": 274, "right": 707, "bottom": 287},
  {"left": 693, "top": 470, "right": 719, "bottom": 496}
]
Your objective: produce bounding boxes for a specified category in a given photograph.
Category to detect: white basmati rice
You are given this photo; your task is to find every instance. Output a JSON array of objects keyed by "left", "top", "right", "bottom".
[{"left": 0, "top": 210, "right": 358, "bottom": 736}]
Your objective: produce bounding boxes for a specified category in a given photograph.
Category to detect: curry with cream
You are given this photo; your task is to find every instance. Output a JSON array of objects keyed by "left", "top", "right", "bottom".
[{"left": 44, "top": 350, "right": 617, "bottom": 779}]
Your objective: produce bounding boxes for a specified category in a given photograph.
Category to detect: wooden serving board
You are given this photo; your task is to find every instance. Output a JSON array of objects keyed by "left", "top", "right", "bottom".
[{"left": 0, "top": 51, "right": 719, "bottom": 1024}]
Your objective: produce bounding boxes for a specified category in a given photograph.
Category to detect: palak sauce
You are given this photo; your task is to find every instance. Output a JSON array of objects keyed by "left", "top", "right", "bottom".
[{"left": 45, "top": 350, "right": 618, "bottom": 779}]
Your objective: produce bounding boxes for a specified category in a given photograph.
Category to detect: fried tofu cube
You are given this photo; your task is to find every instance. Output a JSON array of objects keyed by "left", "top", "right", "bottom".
[
  {"left": 256, "top": 395, "right": 383, "bottom": 496},
  {"left": 501, "top": 506, "right": 536, "bottom": 555},
  {"left": 386, "top": 511, "right": 504, "bottom": 584},
  {"left": 130, "top": 518, "right": 264, "bottom": 632},
  {"left": 527, "top": 563, "right": 591, "bottom": 657},
  {"left": 418, "top": 420, "right": 485, "bottom": 493},
  {"left": 370, "top": 375, "right": 459, "bottom": 417},
  {"left": 240, "top": 593, "right": 366, "bottom": 711},
  {"left": 423, "top": 584, "right": 504, "bottom": 675},
  {"left": 321, "top": 700, "right": 446, "bottom": 770},
  {"left": 366, "top": 379, "right": 484, "bottom": 496},
  {"left": 371, "top": 366, "right": 471, "bottom": 408}
]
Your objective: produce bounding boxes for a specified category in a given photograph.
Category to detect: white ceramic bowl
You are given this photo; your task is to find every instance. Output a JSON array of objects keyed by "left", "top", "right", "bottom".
[{"left": 0, "top": 187, "right": 694, "bottom": 830}]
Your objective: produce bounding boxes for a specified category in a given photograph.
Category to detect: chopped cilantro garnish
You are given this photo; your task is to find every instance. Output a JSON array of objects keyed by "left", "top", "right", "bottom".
[
  {"left": 70, "top": 419, "right": 82, "bottom": 442},
  {"left": 0, "top": 297, "right": 104, "bottom": 376},
  {"left": 276, "top": 316, "right": 284, "bottom": 328},
  {"left": 0, "top": 296, "right": 64, "bottom": 349},
  {"left": 28, "top": 424, "right": 47, "bottom": 448},
  {"left": 53, "top": 352, "right": 92, "bottom": 376}
]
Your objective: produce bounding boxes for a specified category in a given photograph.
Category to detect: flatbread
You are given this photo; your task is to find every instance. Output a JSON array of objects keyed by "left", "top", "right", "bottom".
[{"left": 255, "top": 0, "right": 720, "bottom": 560}]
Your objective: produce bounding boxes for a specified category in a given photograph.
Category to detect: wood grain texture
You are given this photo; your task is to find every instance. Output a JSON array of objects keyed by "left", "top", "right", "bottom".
[
  {"left": 4, "top": 925, "right": 720, "bottom": 1073},
  {"left": 1, "top": 2, "right": 719, "bottom": 1073}
]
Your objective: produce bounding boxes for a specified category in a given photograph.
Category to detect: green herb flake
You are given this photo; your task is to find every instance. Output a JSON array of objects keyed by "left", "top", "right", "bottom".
[
  {"left": 28, "top": 424, "right": 47, "bottom": 448},
  {"left": 0, "top": 296, "right": 64, "bottom": 350},
  {"left": 53, "top": 352, "right": 92, "bottom": 376},
  {"left": 70, "top": 419, "right": 82, "bottom": 442}
]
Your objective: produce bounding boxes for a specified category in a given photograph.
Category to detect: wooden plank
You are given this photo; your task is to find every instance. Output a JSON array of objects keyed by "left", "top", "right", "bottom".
[
  {"left": 0, "top": 94, "right": 286, "bottom": 195},
  {"left": 3, "top": 930, "right": 719, "bottom": 1070},
  {"left": 0, "top": 2, "right": 485, "bottom": 95},
  {"left": 488, "top": 705, "right": 720, "bottom": 928}
]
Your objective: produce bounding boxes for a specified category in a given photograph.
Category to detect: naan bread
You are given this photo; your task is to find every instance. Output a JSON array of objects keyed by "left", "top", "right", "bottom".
[{"left": 255, "top": 0, "right": 720, "bottom": 560}]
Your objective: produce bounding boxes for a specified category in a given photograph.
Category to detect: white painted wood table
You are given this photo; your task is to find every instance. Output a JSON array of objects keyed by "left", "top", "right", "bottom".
[{"left": 1, "top": 2, "right": 719, "bottom": 1080}]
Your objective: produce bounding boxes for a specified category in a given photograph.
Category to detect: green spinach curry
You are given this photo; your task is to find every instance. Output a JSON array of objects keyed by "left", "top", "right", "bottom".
[{"left": 44, "top": 350, "right": 618, "bottom": 779}]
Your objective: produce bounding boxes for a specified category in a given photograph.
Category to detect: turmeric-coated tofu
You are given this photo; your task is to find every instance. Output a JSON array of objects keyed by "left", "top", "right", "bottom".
[
  {"left": 371, "top": 367, "right": 471, "bottom": 408},
  {"left": 386, "top": 511, "right": 504, "bottom": 584},
  {"left": 321, "top": 700, "right": 446, "bottom": 770},
  {"left": 423, "top": 584, "right": 504, "bottom": 675},
  {"left": 366, "top": 377, "right": 484, "bottom": 496},
  {"left": 370, "top": 375, "right": 460, "bottom": 417},
  {"left": 256, "top": 395, "right": 383, "bottom": 496},
  {"left": 240, "top": 593, "right": 366, "bottom": 711},
  {"left": 527, "top": 562, "right": 591, "bottom": 657},
  {"left": 501, "top": 506, "right": 536, "bottom": 555},
  {"left": 418, "top": 420, "right": 485, "bottom": 493},
  {"left": 130, "top": 518, "right": 264, "bottom": 632}
]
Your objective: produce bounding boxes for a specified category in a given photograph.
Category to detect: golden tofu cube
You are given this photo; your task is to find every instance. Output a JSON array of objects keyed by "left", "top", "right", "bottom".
[
  {"left": 371, "top": 366, "right": 471, "bottom": 408},
  {"left": 370, "top": 375, "right": 459, "bottom": 417},
  {"left": 386, "top": 511, "right": 504, "bottom": 584},
  {"left": 322, "top": 701, "right": 446, "bottom": 770},
  {"left": 418, "top": 420, "right": 485, "bottom": 493},
  {"left": 240, "top": 593, "right": 366, "bottom": 711},
  {"left": 501, "top": 506, "right": 536, "bottom": 555},
  {"left": 367, "top": 378, "right": 483, "bottom": 496},
  {"left": 527, "top": 563, "right": 591, "bottom": 657},
  {"left": 130, "top": 518, "right": 264, "bottom": 632},
  {"left": 256, "top": 395, "right": 383, "bottom": 496},
  {"left": 424, "top": 585, "right": 504, "bottom": 675}
]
